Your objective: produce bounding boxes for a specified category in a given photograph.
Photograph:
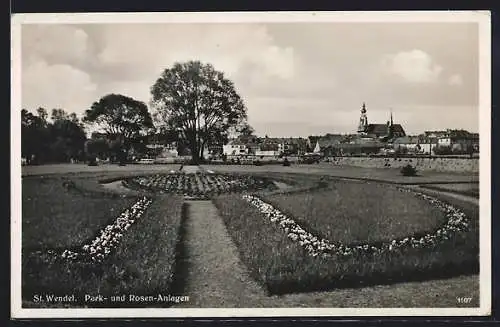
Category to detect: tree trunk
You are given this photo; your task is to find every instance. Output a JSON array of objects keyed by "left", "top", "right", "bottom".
[
  {"left": 199, "top": 141, "right": 206, "bottom": 162},
  {"left": 191, "top": 150, "right": 200, "bottom": 165},
  {"left": 119, "top": 140, "right": 130, "bottom": 165},
  {"left": 189, "top": 134, "right": 200, "bottom": 165}
]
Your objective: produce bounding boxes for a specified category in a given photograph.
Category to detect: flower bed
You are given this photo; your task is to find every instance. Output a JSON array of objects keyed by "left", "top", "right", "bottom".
[
  {"left": 123, "top": 173, "right": 277, "bottom": 199},
  {"left": 23, "top": 194, "right": 185, "bottom": 308},
  {"left": 260, "top": 181, "right": 452, "bottom": 245},
  {"left": 242, "top": 187, "right": 469, "bottom": 258},
  {"left": 22, "top": 176, "right": 139, "bottom": 250},
  {"left": 214, "top": 183, "right": 479, "bottom": 294},
  {"left": 26, "top": 196, "right": 153, "bottom": 265}
]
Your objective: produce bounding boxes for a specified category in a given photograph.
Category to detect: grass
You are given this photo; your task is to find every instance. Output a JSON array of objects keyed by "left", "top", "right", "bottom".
[
  {"left": 213, "top": 180, "right": 479, "bottom": 295},
  {"left": 22, "top": 175, "right": 185, "bottom": 308},
  {"left": 263, "top": 181, "right": 447, "bottom": 245},
  {"left": 22, "top": 176, "right": 137, "bottom": 249},
  {"left": 202, "top": 163, "right": 479, "bottom": 185},
  {"left": 419, "top": 183, "right": 480, "bottom": 198}
]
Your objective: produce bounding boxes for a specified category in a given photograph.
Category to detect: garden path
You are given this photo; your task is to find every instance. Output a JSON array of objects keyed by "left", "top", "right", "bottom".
[
  {"left": 406, "top": 185, "right": 479, "bottom": 206},
  {"left": 174, "top": 200, "right": 272, "bottom": 308}
]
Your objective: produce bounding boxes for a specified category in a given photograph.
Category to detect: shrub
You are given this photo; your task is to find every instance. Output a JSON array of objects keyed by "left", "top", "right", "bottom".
[
  {"left": 283, "top": 158, "right": 291, "bottom": 167},
  {"left": 401, "top": 164, "right": 418, "bottom": 176}
]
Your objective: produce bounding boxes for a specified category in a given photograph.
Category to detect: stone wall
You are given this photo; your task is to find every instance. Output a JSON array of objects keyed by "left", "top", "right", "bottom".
[{"left": 327, "top": 157, "right": 479, "bottom": 173}]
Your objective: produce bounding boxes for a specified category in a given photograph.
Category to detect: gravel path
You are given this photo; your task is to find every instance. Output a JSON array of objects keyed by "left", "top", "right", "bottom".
[{"left": 174, "top": 201, "right": 272, "bottom": 308}]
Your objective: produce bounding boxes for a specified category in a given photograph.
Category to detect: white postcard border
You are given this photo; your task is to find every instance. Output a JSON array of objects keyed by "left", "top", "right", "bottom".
[{"left": 10, "top": 10, "right": 492, "bottom": 319}]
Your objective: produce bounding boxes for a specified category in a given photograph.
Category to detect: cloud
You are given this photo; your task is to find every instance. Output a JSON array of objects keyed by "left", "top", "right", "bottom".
[
  {"left": 19, "top": 23, "right": 479, "bottom": 137},
  {"left": 382, "top": 49, "right": 443, "bottom": 83},
  {"left": 22, "top": 60, "right": 97, "bottom": 114},
  {"left": 96, "top": 24, "right": 295, "bottom": 83},
  {"left": 448, "top": 73, "right": 464, "bottom": 86},
  {"left": 22, "top": 25, "right": 90, "bottom": 65},
  {"left": 98, "top": 80, "right": 151, "bottom": 105}
]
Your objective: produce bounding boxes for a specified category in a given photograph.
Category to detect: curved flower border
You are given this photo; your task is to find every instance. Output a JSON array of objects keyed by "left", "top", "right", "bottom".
[
  {"left": 32, "top": 197, "right": 153, "bottom": 264},
  {"left": 242, "top": 188, "right": 470, "bottom": 258}
]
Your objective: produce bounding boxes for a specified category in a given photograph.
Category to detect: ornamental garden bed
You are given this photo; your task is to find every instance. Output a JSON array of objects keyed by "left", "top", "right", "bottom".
[
  {"left": 213, "top": 180, "right": 479, "bottom": 295},
  {"left": 22, "top": 176, "right": 185, "bottom": 307},
  {"left": 22, "top": 176, "right": 138, "bottom": 250},
  {"left": 262, "top": 181, "right": 447, "bottom": 245},
  {"left": 122, "top": 172, "right": 278, "bottom": 199}
]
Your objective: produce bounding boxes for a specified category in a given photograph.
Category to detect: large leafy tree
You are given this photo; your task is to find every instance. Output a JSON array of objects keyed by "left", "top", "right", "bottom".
[
  {"left": 83, "top": 94, "right": 154, "bottom": 159},
  {"left": 151, "top": 61, "right": 248, "bottom": 163}
]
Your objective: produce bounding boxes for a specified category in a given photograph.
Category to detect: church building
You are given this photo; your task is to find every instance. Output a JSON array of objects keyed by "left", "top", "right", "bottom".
[{"left": 357, "top": 102, "right": 406, "bottom": 141}]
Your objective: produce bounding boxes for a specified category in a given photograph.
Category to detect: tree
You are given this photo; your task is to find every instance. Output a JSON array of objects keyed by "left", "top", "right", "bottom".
[
  {"left": 151, "top": 61, "right": 248, "bottom": 164},
  {"left": 51, "top": 108, "right": 70, "bottom": 122},
  {"left": 21, "top": 108, "right": 51, "bottom": 164},
  {"left": 234, "top": 122, "right": 256, "bottom": 143},
  {"left": 85, "top": 138, "right": 109, "bottom": 160},
  {"left": 49, "top": 109, "right": 87, "bottom": 162},
  {"left": 83, "top": 94, "right": 154, "bottom": 162},
  {"left": 36, "top": 107, "right": 48, "bottom": 123},
  {"left": 21, "top": 108, "right": 87, "bottom": 164}
]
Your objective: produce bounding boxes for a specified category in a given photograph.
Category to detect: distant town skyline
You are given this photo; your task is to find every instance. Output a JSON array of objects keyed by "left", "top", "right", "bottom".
[{"left": 20, "top": 18, "right": 481, "bottom": 137}]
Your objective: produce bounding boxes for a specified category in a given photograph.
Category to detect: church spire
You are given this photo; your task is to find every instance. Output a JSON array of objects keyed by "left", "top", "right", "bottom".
[
  {"left": 358, "top": 102, "right": 368, "bottom": 133},
  {"left": 387, "top": 109, "right": 394, "bottom": 139}
]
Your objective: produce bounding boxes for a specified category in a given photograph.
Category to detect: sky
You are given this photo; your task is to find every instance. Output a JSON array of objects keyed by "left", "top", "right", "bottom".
[{"left": 20, "top": 21, "right": 480, "bottom": 137}]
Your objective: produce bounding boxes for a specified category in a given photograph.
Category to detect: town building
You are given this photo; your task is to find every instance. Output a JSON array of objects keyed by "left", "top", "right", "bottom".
[
  {"left": 418, "top": 129, "right": 479, "bottom": 155},
  {"left": 357, "top": 102, "right": 406, "bottom": 140},
  {"left": 223, "top": 139, "right": 249, "bottom": 156},
  {"left": 392, "top": 135, "right": 423, "bottom": 154}
]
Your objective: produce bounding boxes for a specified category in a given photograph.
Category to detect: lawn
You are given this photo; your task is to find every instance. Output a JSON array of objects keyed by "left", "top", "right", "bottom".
[
  {"left": 263, "top": 181, "right": 447, "bottom": 245},
  {"left": 22, "top": 175, "right": 185, "bottom": 307},
  {"left": 22, "top": 176, "right": 137, "bottom": 249},
  {"left": 213, "top": 179, "right": 479, "bottom": 295}
]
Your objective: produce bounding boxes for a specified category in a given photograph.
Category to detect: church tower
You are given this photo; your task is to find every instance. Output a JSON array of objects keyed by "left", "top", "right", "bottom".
[
  {"left": 388, "top": 110, "right": 394, "bottom": 138},
  {"left": 358, "top": 102, "right": 368, "bottom": 133}
]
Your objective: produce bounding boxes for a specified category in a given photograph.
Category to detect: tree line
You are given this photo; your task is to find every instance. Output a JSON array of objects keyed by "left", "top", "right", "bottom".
[
  {"left": 22, "top": 108, "right": 87, "bottom": 164},
  {"left": 22, "top": 60, "right": 252, "bottom": 165}
]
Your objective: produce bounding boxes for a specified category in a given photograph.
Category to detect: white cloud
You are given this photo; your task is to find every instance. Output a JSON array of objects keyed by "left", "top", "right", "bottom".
[
  {"left": 22, "top": 25, "right": 89, "bottom": 64},
  {"left": 98, "top": 80, "right": 151, "bottom": 105},
  {"left": 448, "top": 73, "right": 464, "bottom": 86},
  {"left": 96, "top": 24, "right": 295, "bottom": 82},
  {"left": 22, "top": 60, "right": 97, "bottom": 114},
  {"left": 382, "top": 49, "right": 443, "bottom": 83},
  {"left": 19, "top": 23, "right": 479, "bottom": 137}
]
